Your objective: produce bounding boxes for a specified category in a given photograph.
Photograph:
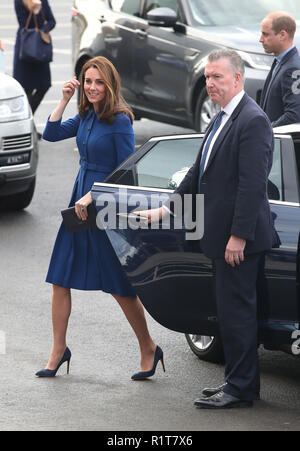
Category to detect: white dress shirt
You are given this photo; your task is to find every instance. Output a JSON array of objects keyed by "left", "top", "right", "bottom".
[{"left": 201, "top": 90, "right": 245, "bottom": 173}]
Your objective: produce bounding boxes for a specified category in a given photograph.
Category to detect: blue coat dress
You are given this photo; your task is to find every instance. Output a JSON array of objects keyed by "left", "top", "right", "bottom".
[
  {"left": 13, "top": 0, "right": 56, "bottom": 90},
  {"left": 43, "top": 110, "right": 136, "bottom": 296}
]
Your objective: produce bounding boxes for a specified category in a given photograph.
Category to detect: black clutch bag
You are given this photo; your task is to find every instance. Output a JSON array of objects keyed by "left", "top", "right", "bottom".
[{"left": 61, "top": 203, "right": 97, "bottom": 233}]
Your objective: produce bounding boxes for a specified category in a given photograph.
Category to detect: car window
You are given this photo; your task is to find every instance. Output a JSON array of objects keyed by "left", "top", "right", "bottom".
[
  {"left": 110, "top": 0, "right": 140, "bottom": 16},
  {"left": 135, "top": 137, "right": 202, "bottom": 189},
  {"left": 188, "top": 0, "right": 300, "bottom": 26},
  {"left": 268, "top": 138, "right": 283, "bottom": 201},
  {"left": 0, "top": 50, "right": 5, "bottom": 73},
  {"left": 145, "top": 0, "right": 178, "bottom": 14},
  {"left": 294, "top": 140, "right": 300, "bottom": 188},
  {"left": 135, "top": 136, "right": 284, "bottom": 198}
]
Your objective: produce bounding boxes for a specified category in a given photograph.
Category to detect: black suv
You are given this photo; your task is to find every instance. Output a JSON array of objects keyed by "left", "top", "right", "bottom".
[{"left": 72, "top": 0, "right": 300, "bottom": 131}]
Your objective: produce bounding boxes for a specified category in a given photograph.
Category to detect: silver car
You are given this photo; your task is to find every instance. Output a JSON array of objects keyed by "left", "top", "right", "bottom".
[{"left": 0, "top": 70, "right": 38, "bottom": 210}]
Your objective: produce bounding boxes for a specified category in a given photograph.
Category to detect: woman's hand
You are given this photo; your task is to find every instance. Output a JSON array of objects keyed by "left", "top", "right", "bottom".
[
  {"left": 75, "top": 191, "right": 93, "bottom": 221},
  {"left": 49, "top": 77, "right": 81, "bottom": 122},
  {"left": 62, "top": 77, "right": 80, "bottom": 103}
]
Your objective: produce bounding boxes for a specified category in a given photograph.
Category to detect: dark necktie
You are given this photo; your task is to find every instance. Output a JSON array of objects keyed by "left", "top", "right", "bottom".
[
  {"left": 261, "top": 58, "right": 278, "bottom": 109},
  {"left": 199, "top": 110, "right": 225, "bottom": 181}
]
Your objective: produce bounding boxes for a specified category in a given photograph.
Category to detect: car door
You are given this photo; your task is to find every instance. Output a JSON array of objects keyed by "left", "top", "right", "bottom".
[
  {"left": 259, "top": 135, "right": 300, "bottom": 345},
  {"left": 91, "top": 133, "right": 300, "bottom": 343},
  {"left": 92, "top": 135, "right": 221, "bottom": 336},
  {"left": 100, "top": 0, "right": 143, "bottom": 104},
  {"left": 92, "top": 182, "right": 219, "bottom": 336},
  {"left": 131, "top": 0, "right": 200, "bottom": 124}
]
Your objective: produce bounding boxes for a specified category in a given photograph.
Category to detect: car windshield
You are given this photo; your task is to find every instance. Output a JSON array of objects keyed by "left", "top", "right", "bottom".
[{"left": 189, "top": 0, "right": 300, "bottom": 26}]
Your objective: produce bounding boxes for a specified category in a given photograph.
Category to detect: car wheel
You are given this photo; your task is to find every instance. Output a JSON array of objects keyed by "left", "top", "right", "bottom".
[
  {"left": 1, "top": 178, "right": 36, "bottom": 211},
  {"left": 185, "top": 333, "right": 224, "bottom": 364},
  {"left": 195, "top": 87, "right": 220, "bottom": 132}
]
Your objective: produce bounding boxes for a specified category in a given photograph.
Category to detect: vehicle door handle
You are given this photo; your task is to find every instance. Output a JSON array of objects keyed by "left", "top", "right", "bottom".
[
  {"left": 136, "top": 29, "right": 148, "bottom": 40},
  {"left": 117, "top": 213, "right": 148, "bottom": 221},
  {"left": 104, "top": 36, "right": 123, "bottom": 44}
]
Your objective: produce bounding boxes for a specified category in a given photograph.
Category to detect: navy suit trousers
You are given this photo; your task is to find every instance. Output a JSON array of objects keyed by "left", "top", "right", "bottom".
[{"left": 214, "top": 253, "right": 263, "bottom": 401}]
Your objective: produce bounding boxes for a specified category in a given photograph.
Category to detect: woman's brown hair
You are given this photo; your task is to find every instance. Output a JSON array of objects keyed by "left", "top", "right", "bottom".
[{"left": 78, "top": 56, "right": 134, "bottom": 124}]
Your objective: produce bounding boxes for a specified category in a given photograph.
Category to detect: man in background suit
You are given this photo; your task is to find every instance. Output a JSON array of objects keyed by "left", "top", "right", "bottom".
[
  {"left": 137, "top": 49, "right": 276, "bottom": 408},
  {"left": 260, "top": 11, "right": 300, "bottom": 127}
]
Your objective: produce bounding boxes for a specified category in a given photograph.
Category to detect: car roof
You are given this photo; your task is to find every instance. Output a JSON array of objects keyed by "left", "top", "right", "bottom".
[
  {"left": 273, "top": 123, "right": 300, "bottom": 138},
  {"left": 147, "top": 125, "right": 300, "bottom": 143},
  {"left": 148, "top": 133, "right": 203, "bottom": 142}
]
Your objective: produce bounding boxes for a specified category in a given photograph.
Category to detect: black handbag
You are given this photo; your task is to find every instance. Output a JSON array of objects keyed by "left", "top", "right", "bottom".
[
  {"left": 19, "top": 9, "right": 53, "bottom": 63},
  {"left": 61, "top": 203, "right": 97, "bottom": 234}
]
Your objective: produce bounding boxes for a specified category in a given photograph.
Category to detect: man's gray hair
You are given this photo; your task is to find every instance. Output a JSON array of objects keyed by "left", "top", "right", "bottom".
[{"left": 208, "top": 49, "right": 245, "bottom": 81}]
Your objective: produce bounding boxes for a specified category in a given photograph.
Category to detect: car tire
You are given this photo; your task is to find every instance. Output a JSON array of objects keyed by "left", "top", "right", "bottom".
[
  {"left": 1, "top": 178, "right": 36, "bottom": 211},
  {"left": 185, "top": 333, "right": 225, "bottom": 364},
  {"left": 195, "top": 87, "right": 220, "bottom": 132}
]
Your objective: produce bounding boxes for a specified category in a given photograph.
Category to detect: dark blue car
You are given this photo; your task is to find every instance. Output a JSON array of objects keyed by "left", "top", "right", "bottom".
[{"left": 91, "top": 124, "right": 300, "bottom": 363}]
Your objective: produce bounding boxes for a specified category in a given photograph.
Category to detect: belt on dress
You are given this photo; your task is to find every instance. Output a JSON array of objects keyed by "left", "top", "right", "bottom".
[{"left": 80, "top": 159, "right": 115, "bottom": 173}]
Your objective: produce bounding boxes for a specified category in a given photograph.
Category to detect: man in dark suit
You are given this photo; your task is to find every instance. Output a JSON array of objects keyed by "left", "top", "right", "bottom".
[
  {"left": 260, "top": 11, "right": 300, "bottom": 127},
  {"left": 137, "top": 49, "right": 276, "bottom": 409}
]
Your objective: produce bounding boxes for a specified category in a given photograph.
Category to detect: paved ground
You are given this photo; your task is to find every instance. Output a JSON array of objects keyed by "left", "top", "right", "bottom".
[{"left": 0, "top": 0, "right": 300, "bottom": 432}]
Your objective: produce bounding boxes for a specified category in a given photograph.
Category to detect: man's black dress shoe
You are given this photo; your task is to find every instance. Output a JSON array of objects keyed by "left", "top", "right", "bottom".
[
  {"left": 202, "top": 384, "right": 260, "bottom": 400},
  {"left": 194, "top": 391, "right": 253, "bottom": 409},
  {"left": 202, "top": 384, "right": 227, "bottom": 397}
]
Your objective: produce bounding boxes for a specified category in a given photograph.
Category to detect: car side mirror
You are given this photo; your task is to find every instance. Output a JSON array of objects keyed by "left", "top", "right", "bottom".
[{"left": 147, "top": 7, "right": 177, "bottom": 27}]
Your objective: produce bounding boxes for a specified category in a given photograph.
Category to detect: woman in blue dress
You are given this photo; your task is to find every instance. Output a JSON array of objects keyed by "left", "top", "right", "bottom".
[
  {"left": 36, "top": 57, "right": 164, "bottom": 380},
  {"left": 13, "top": 0, "right": 56, "bottom": 116}
]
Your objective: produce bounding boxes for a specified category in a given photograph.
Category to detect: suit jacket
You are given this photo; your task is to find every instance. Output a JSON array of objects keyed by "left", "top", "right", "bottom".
[
  {"left": 167, "top": 93, "right": 277, "bottom": 259},
  {"left": 260, "top": 47, "right": 300, "bottom": 127}
]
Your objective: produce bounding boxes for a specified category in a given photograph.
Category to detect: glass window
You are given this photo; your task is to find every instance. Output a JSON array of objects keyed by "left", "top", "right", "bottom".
[
  {"left": 145, "top": 0, "right": 178, "bottom": 14},
  {"left": 268, "top": 138, "right": 283, "bottom": 201},
  {"left": 294, "top": 141, "right": 300, "bottom": 189},
  {"left": 136, "top": 136, "right": 284, "bottom": 199},
  {"left": 111, "top": 0, "right": 140, "bottom": 16},
  {"left": 135, "top": 137, "right": 202, "bottom": 189},
  {"left": 188, "top": 0, "right": 300, "bottom": 26}
]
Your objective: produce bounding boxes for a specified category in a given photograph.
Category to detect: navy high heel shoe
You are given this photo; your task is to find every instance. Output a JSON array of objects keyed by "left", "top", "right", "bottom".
[
  {"left": 35, "top": 348, "right": 72, "bottom": 378},
  {"left": 131, "top": 346, "right": 165, "bottom": 380}
]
